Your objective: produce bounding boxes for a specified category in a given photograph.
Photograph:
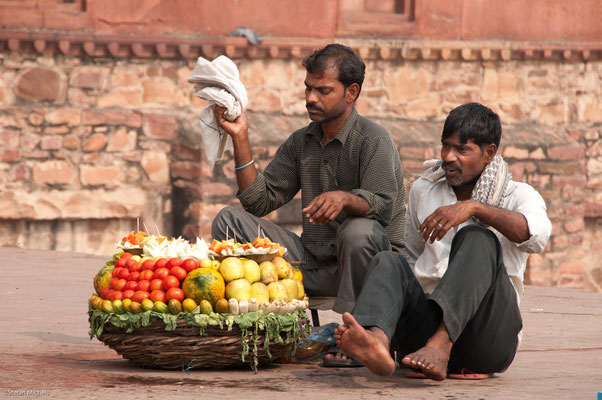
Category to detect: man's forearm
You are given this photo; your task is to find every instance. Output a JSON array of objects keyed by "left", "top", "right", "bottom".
[
  {"left": 231, "top": 135, "right": 257, "bottom": 192},
  {"left": 471, "top": 201, "right": 530, "bottom": 243},
  {"left": 342, "top": 192, "right": 371, "bottom": 217}
]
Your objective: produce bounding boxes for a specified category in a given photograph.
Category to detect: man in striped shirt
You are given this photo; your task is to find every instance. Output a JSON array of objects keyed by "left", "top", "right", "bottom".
[{"left": 212, "top": 43, "right": 405, "bottom": 317}]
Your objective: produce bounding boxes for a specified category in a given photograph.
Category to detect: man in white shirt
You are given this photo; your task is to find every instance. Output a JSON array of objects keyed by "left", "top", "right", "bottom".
[{"left": 334, "top": 102, "right": 551, "bottom": 380}]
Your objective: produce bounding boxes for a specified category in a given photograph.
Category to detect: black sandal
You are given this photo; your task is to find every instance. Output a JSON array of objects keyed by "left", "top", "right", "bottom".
[{"left": 322, "top": 348, "right": 362, "bottom": 368}]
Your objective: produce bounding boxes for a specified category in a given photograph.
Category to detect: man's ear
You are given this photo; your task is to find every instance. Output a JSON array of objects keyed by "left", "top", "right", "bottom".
[
  {"left": 484, "top": 143, "right": 497, "bottom": 162},
  {"left": 345, "top": 83, "right": 359, "bottom": 103}
]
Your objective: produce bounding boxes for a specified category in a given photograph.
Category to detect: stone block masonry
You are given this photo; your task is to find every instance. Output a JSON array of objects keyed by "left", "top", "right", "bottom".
[{"left": 0, "top": 50, "right": 600, "bottom": 292}]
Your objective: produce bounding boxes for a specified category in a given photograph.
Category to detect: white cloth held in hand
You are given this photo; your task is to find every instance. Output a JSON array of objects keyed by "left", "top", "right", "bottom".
[{"left": 188, "top": 55, "right": 248, "bottom": 169}]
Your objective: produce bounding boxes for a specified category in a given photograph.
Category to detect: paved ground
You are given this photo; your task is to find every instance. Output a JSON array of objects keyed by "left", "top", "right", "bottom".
[{"left": 1, "top": 247, "right": 601, "bottom": 400}]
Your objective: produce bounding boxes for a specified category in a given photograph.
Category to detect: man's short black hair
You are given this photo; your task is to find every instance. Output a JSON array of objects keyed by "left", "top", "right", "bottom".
[
  {"left": 442, "top": 102, "right": 502, "bottom": 150},
  {"left": 302, "top": 43, "right": 365, "bottom": 99}
]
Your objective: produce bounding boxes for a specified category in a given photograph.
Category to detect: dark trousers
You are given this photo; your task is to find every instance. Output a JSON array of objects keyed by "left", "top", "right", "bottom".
[
  {"left": 352, "top": 225, "right": 522, "bottom": 373},
  {"left": 211, "top": 206, "right": 391, "bottom": 313}
]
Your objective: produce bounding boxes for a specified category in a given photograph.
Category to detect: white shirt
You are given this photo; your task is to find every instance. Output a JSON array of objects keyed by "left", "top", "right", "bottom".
[{"left": 405, "top": 175, "right": 552, "bottom": 304}]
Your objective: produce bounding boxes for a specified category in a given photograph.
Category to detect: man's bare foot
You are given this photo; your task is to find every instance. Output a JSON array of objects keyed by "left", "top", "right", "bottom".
[
  {"left": 401, "top": 347, "right": 449, "bottom": 381},
  {"left": 335, "top": 312, "right": 396, "bottom": 376},
  {"left": 401, "top": 321, "right": 452, "bottom": 381}
]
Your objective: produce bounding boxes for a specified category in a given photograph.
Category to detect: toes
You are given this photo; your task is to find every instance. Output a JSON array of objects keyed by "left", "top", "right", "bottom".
[
  {"left": 334, "top": 325, "right": 347, "bottom": 334},
  {"left": 341, "top": 312, "right": 360, "bottom": 329}
]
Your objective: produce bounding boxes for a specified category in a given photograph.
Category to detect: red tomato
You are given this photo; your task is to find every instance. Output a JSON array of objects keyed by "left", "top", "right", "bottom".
[
  {"left": 115, "top": 279, "right": 127, "bottom": 291},
  {"left": 112, "top": 267, "right": 124, "bottom": 278},
  {"left": 132, "top": 290, "right": 150, "bottom": 303},
  {"left": 153, "top": 268, "right": 169, "bottom": 281},
  {"left": 181, "top": 259, "right": 200, "bottom": 272},
  {"left": 141, "top": 259, "right": 156, "bottom": 271},
  {"left": 118, "top": 268, "right": 130, "bottom": 280},
  {"left": 115, "top": 257, "right": 128, "bottom": 269},
  {"left": 109, "top": 277, "right": 119, "bottom": 289},
  {"left": 170, "top": 266, "right": 188, "bottom": 281},
  {"left": 165, "top": 287, "right": 184, "bottom": 302},
  {"left": 162, "top": 275, "right": 180, "bottom": 290},
  {"left": 125, "top": 258, "right": 138, "bottom": 270},
  {"left": 100, "top": 287, "right": 111, "bottom": 299},
  {"left": 128, "top": 271, "right": 140, "bottom": 282},
  {"left": 122, "top": 289, "right": 135, "bottom": 299},
  {"left": 150, "top": 279, "right": 164, "bottom": 291},
  {"left": 149, "top": 290, "right": 166, "bottom": 303},
  {"left": 154, "top": 258, "right": 169, "bottom": 269},
  {"left": 120, "top": 252, "right": 133, "bottom": 260},
  {"left": 167, "top": 258, "right": 183, "bottom": 268},
  {"left": 112, "top": 290, "right": 123, "bottom": 301},
  {"left": 137, "top": 280, "right": 151, "bottom": 292},
  {"left": 139, "top": 270, "right": 154, "bottom": 281},
  {"left": 124, "top": 281, "right": 138, "bottom": 291},
  {"left": 129, "top": 261, "right": 142, "bottom": 273}
]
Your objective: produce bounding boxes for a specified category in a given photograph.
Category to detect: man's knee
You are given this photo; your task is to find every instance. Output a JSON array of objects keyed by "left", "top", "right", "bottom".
[
  {"left": 211, "top": 206, "right": 243, "bottom": 234},
  {"left": 449, "top": 225, "right": 502, "bottom": 272},
  {"left": 337, "top": 217, "right": 387, "bottom": 249},
  {"left": 454, "top": 225, "right": 498, "bottom": 247},
  {"left": 369, "top": 251, "right": 413, "bottom": 280}
]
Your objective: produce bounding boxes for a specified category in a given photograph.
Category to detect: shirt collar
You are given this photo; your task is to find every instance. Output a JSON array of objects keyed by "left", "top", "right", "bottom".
[{"left": 305, "top": 107, "right": 358, "bottom": 146}]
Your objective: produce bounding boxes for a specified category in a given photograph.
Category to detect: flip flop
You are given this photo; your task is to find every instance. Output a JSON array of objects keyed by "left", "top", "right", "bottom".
[
  {"left": 322, "top": 348, "right": 363, "bottom": 368},
  {"left": 448, "top": 368, "right": 493, "bottom": 380},
  {"left": 406, "top": 368, "right": 492, "bottom": 380}
]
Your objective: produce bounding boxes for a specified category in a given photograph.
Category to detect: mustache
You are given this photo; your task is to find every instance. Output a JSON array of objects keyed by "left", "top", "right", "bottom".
[
  {"left": 442, "top": 161, "right": 462, "bottom": 173},
  {"left": 306, "top": 103, "right": 323, "bottom": 112}
]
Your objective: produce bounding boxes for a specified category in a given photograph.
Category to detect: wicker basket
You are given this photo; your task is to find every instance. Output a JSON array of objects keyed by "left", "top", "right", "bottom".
[{"left": 92, "top": 312, "right": 307, "bottom": 371}]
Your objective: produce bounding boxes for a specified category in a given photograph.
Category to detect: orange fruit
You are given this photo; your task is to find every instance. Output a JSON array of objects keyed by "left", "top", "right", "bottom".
[
  {"left": 93, "top": 264, "right": 115, "bottom": 295},
  {"left": 182, "top": 298, "right": 197, "bottom": 313},
  {"left": 181, "top": 268, "right": 225, "bottom": 307}
]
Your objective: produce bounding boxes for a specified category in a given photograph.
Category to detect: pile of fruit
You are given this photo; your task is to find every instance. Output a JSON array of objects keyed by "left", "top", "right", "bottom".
[
  {"left": 209, "top": 237, "right": 287, "bottom": 257},
  {"left": 89, "top": 232, "right": 308, "bottom": 318}
]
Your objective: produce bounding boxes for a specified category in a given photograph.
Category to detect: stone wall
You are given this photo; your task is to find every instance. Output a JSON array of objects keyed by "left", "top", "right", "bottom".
[{"left": 0, "top": 48, "right": 601, "bottom": 292}]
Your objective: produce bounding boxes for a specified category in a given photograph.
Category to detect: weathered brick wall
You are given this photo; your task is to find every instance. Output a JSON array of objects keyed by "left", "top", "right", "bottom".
[{"left": 1, "top": 52, "right": 600, "bottom": 291}]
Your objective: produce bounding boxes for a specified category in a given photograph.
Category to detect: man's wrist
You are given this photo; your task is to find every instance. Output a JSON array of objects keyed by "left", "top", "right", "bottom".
[{"left": 470, "top": 199, "right": 484, "bottom": 219}]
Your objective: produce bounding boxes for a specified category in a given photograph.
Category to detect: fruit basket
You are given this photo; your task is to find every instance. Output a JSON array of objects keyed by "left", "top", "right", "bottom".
[
  {"left": 89, "top": 308, "right": 309, "bottom": 370},
  {"left": 89, "top": 231, "right": 310, "bottom": 371}
]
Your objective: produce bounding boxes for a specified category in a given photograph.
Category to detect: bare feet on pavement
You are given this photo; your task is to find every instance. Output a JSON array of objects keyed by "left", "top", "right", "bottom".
[
  {"left": 335, "top": 312, "right": 396, "bottom": 376},
  {"left": 400, "top": 322, "right": 453, "bottom": 381}
]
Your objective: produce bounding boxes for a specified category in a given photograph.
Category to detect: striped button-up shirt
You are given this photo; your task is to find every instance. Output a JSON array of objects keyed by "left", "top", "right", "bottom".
[{"left": 238, "top": 108, "right": 406, "bottom": 268}]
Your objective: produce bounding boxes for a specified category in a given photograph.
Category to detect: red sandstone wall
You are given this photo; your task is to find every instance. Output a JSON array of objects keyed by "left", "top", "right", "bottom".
[
  {"left": 0, "top": 0, "right": 600, "bottom": 41},
  {"left": 414, "top": 0, "right": 602, "bottom": 41}
]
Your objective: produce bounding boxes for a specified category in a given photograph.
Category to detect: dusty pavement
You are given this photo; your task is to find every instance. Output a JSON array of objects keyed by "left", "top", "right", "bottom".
[{"left": 1, "top": 247, "right": 601, "bottom": 400}]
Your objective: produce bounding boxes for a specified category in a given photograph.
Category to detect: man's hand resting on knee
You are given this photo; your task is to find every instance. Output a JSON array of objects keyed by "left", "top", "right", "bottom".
[{"left": 302, "top": 191, "right": 370, "bottom": 225}]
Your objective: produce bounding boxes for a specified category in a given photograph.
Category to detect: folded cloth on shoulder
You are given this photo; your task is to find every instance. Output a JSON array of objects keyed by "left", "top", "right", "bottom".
[{"left": 188, "top": 55, "right": 248, "bottom": 169}]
